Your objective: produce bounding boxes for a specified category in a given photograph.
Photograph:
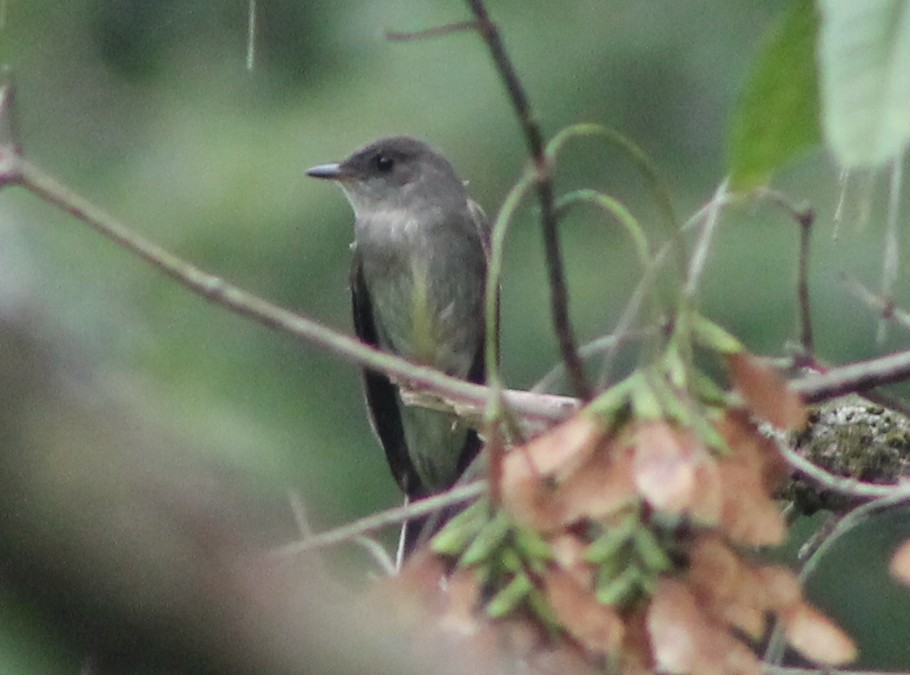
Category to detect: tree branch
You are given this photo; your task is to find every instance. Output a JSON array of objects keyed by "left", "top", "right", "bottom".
[
  {"left": 271, "top": 480, "right": 486, "bottom": 557},
  {"left": 465, "top": 0, "right": 591, "bottom": 400}
]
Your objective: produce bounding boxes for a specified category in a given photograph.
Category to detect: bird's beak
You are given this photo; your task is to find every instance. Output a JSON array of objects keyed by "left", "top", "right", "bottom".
[{"left": 306, "top": 162, "right": 344, "bottom": 180}]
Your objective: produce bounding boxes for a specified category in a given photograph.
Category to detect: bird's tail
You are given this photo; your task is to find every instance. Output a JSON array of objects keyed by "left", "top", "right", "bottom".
[{"left": 395, "top": 497, "right": 456, "bottom": 569}]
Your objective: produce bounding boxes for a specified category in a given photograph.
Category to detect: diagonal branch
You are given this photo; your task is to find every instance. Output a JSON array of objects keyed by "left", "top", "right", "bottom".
[{"left": 5, "top": 154, "right": 578, "bottom": 426}]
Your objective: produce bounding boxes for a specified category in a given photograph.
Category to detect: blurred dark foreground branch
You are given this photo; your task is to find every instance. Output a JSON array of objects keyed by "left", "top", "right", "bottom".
[{"left": 0, "top": 306, "right": 509, "bottom": 675}]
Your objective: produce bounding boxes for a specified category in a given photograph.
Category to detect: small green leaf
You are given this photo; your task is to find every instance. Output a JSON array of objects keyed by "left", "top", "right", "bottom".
[
  {"left": 512, "top": 524, "right": 553, "bottom": 563},
  {"left": 596, "top": 563, "right": 643, "bottom": 606},
  {"left": 691, "top": 315, "right": 744, "bottom": 355},
  {"left": 630, "top": 377, "right": 663, "bottom": 420},
  {"left": 589, "top": 373, "right": 636, "bottom": 421},
  {"left": 486, "top": 572, "right": 533, "bottom": 617},
  {"left": 692, "top": 368, "right": 731, "bottom": 407},
  {"left": 727, "top": 0, "right": 821, "bottom": 190},
  {"left": 526, "top": 587, "right": 562, "bottom": 634},
  {"left": 430, "top": 499, "right": 488, "bottom": 556},
  {"left": 458, "top": 509, "right": 511, "bottom": 567},
  {"left": 586, "top": 515, "right": 638, "bottom": 563},
  {"left": 632, "top": 527, "right": 673, "bottom": 573}
]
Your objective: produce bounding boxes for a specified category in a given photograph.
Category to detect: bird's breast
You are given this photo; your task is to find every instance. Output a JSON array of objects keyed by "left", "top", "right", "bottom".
[{"left": 356, "top": 212, "right": 484, "bottom": 376}]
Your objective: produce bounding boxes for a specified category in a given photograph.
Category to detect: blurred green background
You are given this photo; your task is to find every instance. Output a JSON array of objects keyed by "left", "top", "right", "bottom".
[{"left": 2, "top": 0, "right": 910, "bottom": 671}]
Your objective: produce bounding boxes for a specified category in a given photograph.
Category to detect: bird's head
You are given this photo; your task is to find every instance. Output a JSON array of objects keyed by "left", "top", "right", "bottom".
[{"left": 306, "top": 136, "right": 466, "bottom": 216}]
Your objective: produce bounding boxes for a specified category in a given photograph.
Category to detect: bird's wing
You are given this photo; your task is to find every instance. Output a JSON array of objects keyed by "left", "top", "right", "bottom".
[
  {"left": 350, "top": 250, "right": 422, "bottom": 496},
  {"left": 454, "top": 199, "right": 494, "bottom": 478}
]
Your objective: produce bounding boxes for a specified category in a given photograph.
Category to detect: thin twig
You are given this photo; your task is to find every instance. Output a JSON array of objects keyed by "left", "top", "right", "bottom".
[
  {"left": 796, "top": 205, "right": 814, "bottom": 354},
  {"left": 532, "top": 329, "right": 653, "bottom": 393},
  {"left": 754, "top": 190, "right": 819, "bottom": 356},
  {"left": 843, "top": 273, "right": 905, "bottom": 327},
  {"left": 270, "top": 480, "right": 486, "bottom": 557},
  {"left": 832, "top": 167, "right": 849, "bottom": 240},
  {"left": 386, "top": 21, "right": 479, "bottom": 41},
  {"left": 791, "top": 349, "right": 910, "bottom": 402},
  {"left": 245, "top": 0, "right": 256, "bottom": 71},
  {"left": 685, "top": 180, "right": 728, "bottom": 298},
  {"left": 879, "top": 157, "right": 903, "bottom": 343},
  {"left": 287, "top": 489, "right": 314, "bottom": 537},
  {"left": 354, "top": 535, "right": 397, "bottom": 575},
  {"left": 774, "top": 438, "right": 900, "bottom": 500},
  {"left": 465, "top": 0, "right": 591, "bottom": 400}
]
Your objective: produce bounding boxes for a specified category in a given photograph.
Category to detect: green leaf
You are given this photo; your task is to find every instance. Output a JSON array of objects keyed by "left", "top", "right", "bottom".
[
  {"left": 691, "top": 314, "right": 743, "bottom": 355},
  {"left": 486, "top": 572, "right": 533, "bottom": 617},
  {"left": 595, "top": 563, "right": 642, "bottom": 606},
  {"left": 512, "top": 524, "right": 553, "bottom": 564},
  {"left": 586, "top": 515, "right": 638, "bottom": 563},
  {"left": 458, "top": 509, "right": 511, "bottom": 567},
  {"left": 818, "top": 0, "right": 910, "bottom": 167},
  {"left": 430, "top": 499, "right": 488, "bottom": 556},
  {"left": 632, "top": 527, "right": 673, "bottom": 573},
  {"left": 727, "top": 0, "right": 821, "bottom": 190}
]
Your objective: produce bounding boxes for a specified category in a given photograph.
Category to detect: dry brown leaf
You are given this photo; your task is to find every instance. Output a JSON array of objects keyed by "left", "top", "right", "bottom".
[
  {"left": 889, "top": 538, "right": 910, "bottom": 586},
  {"left": 688, "top": 456, "right": 722, "bottom": 525},
  {"left": 439, "top": 567, "right": 484, "bottom": 635},
  {"left": 633, "top": 422, "right": 702, "bottom": 514},
  {"left": 544, "top": 569, "right": 624, "bottom": 656},
  {"left": 502, "top": 414, "right": 610, "bottom": 530},
  {"left": 755, "top": 564, "right": 802, "bottom": 612},
  {"left": 504, "top": 413, "right": 607, "bottom": 483},
  {"left": 378, "top": 549, "right": 449, "bottom": 621},
  {"left": 718, "top": 410, "right": 790, "bottom": 490},
  {"left": 716, "top": 459, "right": 786, "bottom": 546},
  {"left": 617, "top": 609, "right": 656, "bottom": 675},
  {"left": 726, "top": 352, "right": 808, "bottom": 430},
  {"left": 647, "top": 578, "right": 761, "bottom": 675},
  {"left": 553, "top": 439, "right": 639, "bottom": 525},
  {"left": 501, "top": 469, "right": 563, "bottom": 531},
  {"left": 780, "top": 601, "right": 857, "bottom": 666},
  {"left": 528, "top": 642, "right": 604, "bottom": 675},
  {"left": 686, "top": 536, "right": 765, "bottom": 639},
  {"left": 714, "top": 412, "right": 788, "bottom": 546}
]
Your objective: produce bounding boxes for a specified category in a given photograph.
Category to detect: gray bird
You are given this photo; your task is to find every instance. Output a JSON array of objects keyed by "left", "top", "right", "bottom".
[{"left": 307, "top": 136, "right": 490, "bottom": 555}]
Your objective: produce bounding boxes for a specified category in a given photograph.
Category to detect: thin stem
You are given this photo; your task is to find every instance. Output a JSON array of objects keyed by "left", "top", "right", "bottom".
[
  {"left": 796, "top": 204, "right": 815, "bottom": 353},
  {"left": 246, "top": 0, "right": 256, "bottom": 71},
  {"left": 879, "top": 157, "right": 903, "bottom": 342},
  {"left": 792, "top": 349, "right": 910, "bottom": 402},
  {"left": 685, "top": 180, "right": 728, "bottom": 298},
  {"left": 775, "top": 440, "right": 899, "bottom": 500},
  {"left": 270, "top": 480, "right": 486, "bottom": 557},
  {"left": 483, "top": 170, "right": 536, "bottom": 503},
  {"left": 465, "top": 0, "right": 590, "bottom": 400},
  {"left": 386, "top": 21, "right": 479, "bottom": 41}
]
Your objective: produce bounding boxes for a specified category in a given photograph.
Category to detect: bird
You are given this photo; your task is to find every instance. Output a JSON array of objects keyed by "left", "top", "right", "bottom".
[{"left": 306, "top": 135, "right": 490, "bottom": 559}]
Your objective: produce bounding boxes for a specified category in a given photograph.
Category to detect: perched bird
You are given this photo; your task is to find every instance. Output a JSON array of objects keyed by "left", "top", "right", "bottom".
[{"left": 307, "top": 136, "right": 490, "bottom": 557}]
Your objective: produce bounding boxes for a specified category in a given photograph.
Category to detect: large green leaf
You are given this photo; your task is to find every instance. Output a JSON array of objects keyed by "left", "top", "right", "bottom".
[
  {"left": 727, "top": 0, "right": 820, "bottom": 190},
  {"left": 727, "top": 0, "right": 821, "bottom": 191},
  {"left": 818, "top": 0, "right": 910, "bottom": 168}
]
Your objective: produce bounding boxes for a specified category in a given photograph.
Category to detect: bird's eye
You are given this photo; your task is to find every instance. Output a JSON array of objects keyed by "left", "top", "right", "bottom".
[{"left": 375, "top": 154, "right": 394, "bottom": 173}]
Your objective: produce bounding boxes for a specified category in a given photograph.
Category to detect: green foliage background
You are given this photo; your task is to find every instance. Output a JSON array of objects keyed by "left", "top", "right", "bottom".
[{"left": 3, "top": 0, "right": 910, "bottom": 671}]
